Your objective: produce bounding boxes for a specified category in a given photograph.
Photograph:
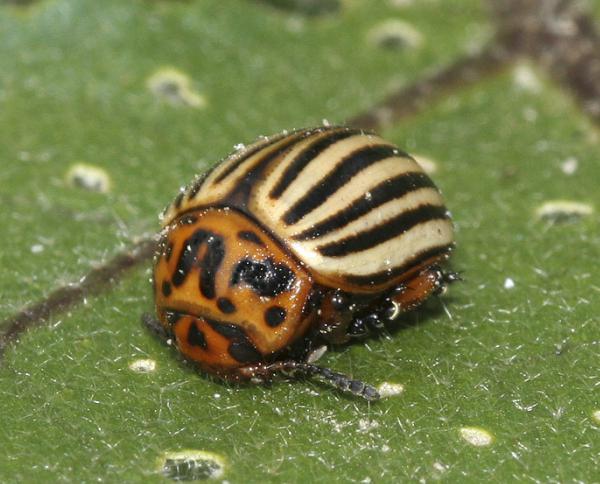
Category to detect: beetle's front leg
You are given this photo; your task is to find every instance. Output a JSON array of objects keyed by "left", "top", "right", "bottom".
[
  {"left": 142, "top": 312, "right": 174, "bottom": 344},
  {"left": 237, "top": 360, "right": 380, "bottom": 401}
]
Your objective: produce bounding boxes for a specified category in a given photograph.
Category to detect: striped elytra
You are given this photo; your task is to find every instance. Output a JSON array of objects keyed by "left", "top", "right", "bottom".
[{"left": 148, "top": 126, "right": 456, "bottom": 401}]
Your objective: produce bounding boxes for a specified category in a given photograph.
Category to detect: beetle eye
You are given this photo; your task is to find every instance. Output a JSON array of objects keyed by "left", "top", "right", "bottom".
[{"left": 231, "top": 257, "right": 295, "bottom": 297}]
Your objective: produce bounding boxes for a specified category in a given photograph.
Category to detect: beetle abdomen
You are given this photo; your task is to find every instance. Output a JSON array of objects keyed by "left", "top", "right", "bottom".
[{"left": 162, "top": 127, "right": 453, "bottom": 292}]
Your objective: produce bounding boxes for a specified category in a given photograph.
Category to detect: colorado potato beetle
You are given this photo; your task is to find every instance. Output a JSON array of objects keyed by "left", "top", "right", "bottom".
[{"left": 144, "top": 126, "right": 456, "bottom": 401}]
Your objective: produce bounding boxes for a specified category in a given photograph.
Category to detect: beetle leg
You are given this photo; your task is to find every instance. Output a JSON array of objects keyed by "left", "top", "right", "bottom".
[
  {"left": 141, "top": 312, "right": 173, "bottom": 343},
  {"left": 238, "top": 361, "right": 380, "bottom": 401},
  {"left": 347, "top": 309, "right": 390, "bottom": 339},
  {"left": 391, "top": 265, "right": 459, "bottom": 312}
]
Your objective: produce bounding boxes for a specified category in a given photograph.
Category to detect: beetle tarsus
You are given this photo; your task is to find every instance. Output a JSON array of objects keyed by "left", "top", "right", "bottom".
[{"left": 259, "top": 360, "right": 380, "bottom": 401}]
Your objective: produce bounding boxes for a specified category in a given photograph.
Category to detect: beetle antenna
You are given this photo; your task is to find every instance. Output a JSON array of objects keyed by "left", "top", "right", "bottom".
[{"left": 264, "top": 361, "right": 380, "bottom": 401}]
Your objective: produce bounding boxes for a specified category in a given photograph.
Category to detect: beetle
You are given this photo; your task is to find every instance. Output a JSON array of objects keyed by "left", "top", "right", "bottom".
[{"left": 143, "top": 126, "right": 456, "bottom": 400}]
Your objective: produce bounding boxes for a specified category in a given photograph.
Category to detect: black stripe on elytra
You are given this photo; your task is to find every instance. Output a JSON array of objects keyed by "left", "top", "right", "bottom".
[
  {"left": 283, "top": 144, "right": 399, "bottom": 225},
  {"left": 269, "top": 128, "right": 358, "bottom": 199},
  {"left": 171, "top": 230, "right": 225, "bottom": 300},
  {"left": 237, "top": 230, "right": 265, "bottom": 246},
  {"left": 173, "top": 191, "right": 185, "bottom": 210},
  {"left": 293, "top": 172, "right": 436, "bottom": 240},
  {"left": 187, "top": 321, "right": 208, "bottom": 349},
  {"left": 318, "top": 204, "right": 449, "bottom": 257},
  {"left": 187, "top": 173, "right": 208, "bottom": 200},
  {"left": 226, "top": 133, "right": 304, "bottom": 205},
  {"left": 230, "top": 257, "right": 296, "bottom": 298},
  {"left": 344, "top": 244, "right": 453, "bottom": 286},
  {"left": 206, "top": 319, "right": 262, "bottom": 363},
  {"left": 213, "top": 133, "right": 287, "bottom": 184}
]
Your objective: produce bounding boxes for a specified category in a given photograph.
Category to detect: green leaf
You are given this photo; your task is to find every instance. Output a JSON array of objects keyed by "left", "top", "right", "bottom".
[{"left": 1, "top": 1, "right": 598, "bottom": 482}]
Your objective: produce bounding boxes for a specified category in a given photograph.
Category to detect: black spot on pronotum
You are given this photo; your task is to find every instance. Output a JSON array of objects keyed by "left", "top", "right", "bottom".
[
  {"left": 162, "top": 281, "right": 172, "bottom": 297},
  {"left": 187, "top": 321, "right": 208, "bottom": 349},
  {"left": 206, "top": 320, "right": 262, "bottom": 363},
  {"left": 230, "top": 257, "right": 295, "bottom": 297},
  {"left": 228, "top": 340, "right": 262, "bottom": 363},
  {"left": 265, "top": 306, "right": 287, "bottom": 327},
  {"left": 237, "top": 230, "right": 264, "bottom": 246},
  {"left": 207, "top": 321, "right": 247, "bottom": 340},
  {"left": 172, "top": 230, "right": 225, "bottom": 300},
  {"left": 216, "top": 297, "right": 236, "bottom": 314}
]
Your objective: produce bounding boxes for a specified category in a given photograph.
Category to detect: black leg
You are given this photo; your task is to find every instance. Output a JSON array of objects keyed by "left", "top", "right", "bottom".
[
  {"left": 141, "top": 313, "right": 173, "bottom": 343},
  {"left": 346, "top": 303, "right": 394, "bottom": 339},
  {"left": 240, "top": 360, "right": 380, "bottom": 401}
]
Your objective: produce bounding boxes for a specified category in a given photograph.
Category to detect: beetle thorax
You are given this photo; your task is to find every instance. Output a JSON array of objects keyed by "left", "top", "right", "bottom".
[{"left": 153, "top": 207, "right": 314, "bottom": 374}]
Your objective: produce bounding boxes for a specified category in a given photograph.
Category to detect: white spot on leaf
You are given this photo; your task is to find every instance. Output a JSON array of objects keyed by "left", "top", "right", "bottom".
[
  {"left": 535, "top": 200, "right": 594, "bottom": 224},
  {"left": 128, "top": 358, "right": 156, "bottom": 373},
  {"left": 459, "top": 427, "right": 494, "bottom": 447},
  {"left": 560, "top": 157, "right": 578, "bottom": 175},
  {"left": 377, "top": 381, "right": 404, "bottom": 398},
  {"left": 159, "top": 450, "right": 225, "bottom": 481},
  {"left": 358, "top": 418, "right": 380, "bottom": 433},
  {"left": 66, "top": 163, "right": 111, "bottom": 193},
  {"left": 513, "top": 63, "right": 542, "bottom": 93},
  {"left": 147, "top": 67, "right": 206, "bottom": 109},
  {"left": 367, "top": 20, "right": 423, "bottom": 50},
  {"left": 503, "top": 277, "right": 515, "bottom": 289},
  {"left": 30, "top": 244, "right": 45, "bottom": 254},
  {"left": 592, "top": 410, "right": 600, "bottom": 424}
]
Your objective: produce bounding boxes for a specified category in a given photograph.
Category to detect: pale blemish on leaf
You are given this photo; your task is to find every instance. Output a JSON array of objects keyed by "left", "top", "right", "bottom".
[
  {"left": 159, "top": 450, "right": 226, "bottom": 481},
  {"left": 377, "top": 381, "right": 404, "bottom": 398},
  {"left": 30, "top": 244, "right": 45, "bottom": 254},
  {"left": 358, "top": 418, "right": 380, "bottom": 433},
  {"left": 503, "top": 277, "right": 515, "bottom": 289},
  {"left": 128, "top": 358, "right": 157, "bottom": 373},
  {"left": 459, "top": 427, "right": 494, "bottom": 446},
  {"left": 147, "top": 67, "right": 206, "bottom": 109},
  {"left": 592, "top": 410, "right": 600, "bottom": 424},
  {"left": 512, "top": 63, "right": 542, "bottom": 94},
  {"left": 367, "top": 20, "right": 423, "bottom": 50},
  {"left": 560, "top": 157, "right": 578, "bottom": 175},
  {"left": 65, "top": 163, "right": 111, "bottom": 193},
  {"left": 535, "top": 200, "right": 594, "bottom": 224}
]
